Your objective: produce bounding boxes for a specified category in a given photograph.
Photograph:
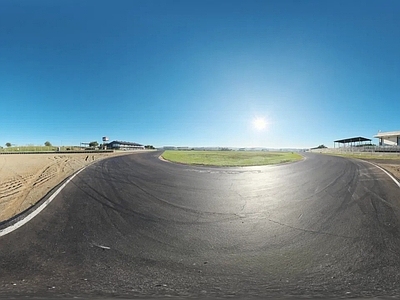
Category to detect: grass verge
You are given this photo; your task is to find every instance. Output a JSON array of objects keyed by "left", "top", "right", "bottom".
[
  {"left": 161, "top": 150, "right": 302, "bottom": 167},
  {"left": 319, "top": 152, "right": 400, "bottom": 161}
]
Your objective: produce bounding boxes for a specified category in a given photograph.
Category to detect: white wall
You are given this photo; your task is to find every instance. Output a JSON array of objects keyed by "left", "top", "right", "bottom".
[{"left": 382, "top": 136, "right": 399, "bottom": 146}]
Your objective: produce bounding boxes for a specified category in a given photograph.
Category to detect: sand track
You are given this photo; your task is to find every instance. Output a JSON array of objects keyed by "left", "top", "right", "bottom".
[{"left": 0, "top": 152, "right": 135, "bottom": 222}]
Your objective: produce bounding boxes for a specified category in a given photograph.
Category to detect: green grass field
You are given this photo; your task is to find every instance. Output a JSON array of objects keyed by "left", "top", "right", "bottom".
[{"left": 162, "top": 150, "right": 303, "bottom": 167}]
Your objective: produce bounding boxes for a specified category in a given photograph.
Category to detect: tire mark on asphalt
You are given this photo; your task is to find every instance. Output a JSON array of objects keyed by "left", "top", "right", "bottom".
[
  {"left": 267, "top": 218, "right": 357, "bottom": 240},
  {"left": 361, "top": 161, "right": 400, "bottom": 189},
  {"left": 72, "top": 171, "right": 241, "bottom": 225}
]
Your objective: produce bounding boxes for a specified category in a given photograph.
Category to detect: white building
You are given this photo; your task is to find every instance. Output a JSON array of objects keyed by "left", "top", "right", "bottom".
[{"left": 374, "top": 131, "right": 400, "bottom": 146}]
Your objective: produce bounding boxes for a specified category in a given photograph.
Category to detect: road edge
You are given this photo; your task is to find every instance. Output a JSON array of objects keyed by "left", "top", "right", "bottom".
[
  {"left": 363, "top": 160, "right": 400, "bottom": 188},
  {"left": 0, "top": 166, "right": 87, "bottom": 237}
]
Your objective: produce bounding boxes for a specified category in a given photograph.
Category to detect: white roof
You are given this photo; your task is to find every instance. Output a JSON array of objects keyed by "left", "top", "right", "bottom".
[{"left": 374, "top": 130, "right": 400, "bottom": 138}]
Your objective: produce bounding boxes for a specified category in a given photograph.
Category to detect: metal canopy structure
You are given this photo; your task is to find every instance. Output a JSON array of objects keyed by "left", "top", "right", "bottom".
[{"left": 334, "top": 136, "right": 371, "bottom": 148}]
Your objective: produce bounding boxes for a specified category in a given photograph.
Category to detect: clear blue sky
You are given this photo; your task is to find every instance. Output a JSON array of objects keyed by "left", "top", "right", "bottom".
[{"left": 1, "top": 0, "right": 399, "bottom": 148}]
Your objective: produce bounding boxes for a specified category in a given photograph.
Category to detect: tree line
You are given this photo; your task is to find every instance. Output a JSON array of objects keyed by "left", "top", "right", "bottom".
[{"left": 5, "top": 141, "right": 52, "bottom": 147}]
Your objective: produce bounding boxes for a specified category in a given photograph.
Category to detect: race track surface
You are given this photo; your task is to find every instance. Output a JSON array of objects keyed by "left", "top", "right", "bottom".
[{"left": 1, "top": 151, "right": 400, "bottom": 298}]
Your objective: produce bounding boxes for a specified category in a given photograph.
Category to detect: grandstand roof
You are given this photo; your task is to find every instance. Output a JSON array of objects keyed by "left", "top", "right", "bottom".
[
  {"left": 374, "top": 131, "right": 400, "bottom": 138},
  {"left": 334, "top": 137, "right": 371, "bottom": 144},
  {"left": 109, "top": 140, "right": 143, "bottom": 146}
]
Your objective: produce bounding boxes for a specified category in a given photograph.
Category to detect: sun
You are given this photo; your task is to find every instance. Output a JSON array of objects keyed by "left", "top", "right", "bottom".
[{"left": 252, "top": 117, "right": 267, "bottom": 130}]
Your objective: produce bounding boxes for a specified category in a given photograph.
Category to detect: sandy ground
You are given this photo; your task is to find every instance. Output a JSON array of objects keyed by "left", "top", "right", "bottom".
[{"left": 0, "top": 152, "right": 137, "bottom": 222}]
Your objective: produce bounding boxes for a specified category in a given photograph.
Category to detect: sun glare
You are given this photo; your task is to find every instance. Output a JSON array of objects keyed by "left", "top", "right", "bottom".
[{"left": 252, "top": 117, "right": 267, "bottom": 130}]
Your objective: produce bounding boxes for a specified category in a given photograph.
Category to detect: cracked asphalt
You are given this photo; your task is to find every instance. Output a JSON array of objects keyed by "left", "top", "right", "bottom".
[{"left": 1, "top": 151, "right": 400, "bottom": 298}]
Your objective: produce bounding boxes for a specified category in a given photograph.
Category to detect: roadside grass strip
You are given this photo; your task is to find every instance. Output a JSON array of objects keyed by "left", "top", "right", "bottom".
[{"left": 162, "top": 150, "right": 302, "bottom": 167}]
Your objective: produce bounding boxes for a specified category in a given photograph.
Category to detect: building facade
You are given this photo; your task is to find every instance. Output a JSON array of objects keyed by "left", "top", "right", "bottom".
[
  {"left": 374, "top": 131, "right": 400, "bottom": 146},
  {"left": 107, "top": 141, "right": 145, "bottom": 150}
]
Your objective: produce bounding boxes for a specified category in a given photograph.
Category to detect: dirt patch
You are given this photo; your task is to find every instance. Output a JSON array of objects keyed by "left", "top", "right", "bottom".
[{"left": 0, "top": 151, "right": 140, "bottom": 222}]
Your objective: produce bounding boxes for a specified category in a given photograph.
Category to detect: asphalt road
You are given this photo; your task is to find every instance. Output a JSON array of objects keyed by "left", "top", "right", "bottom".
[{"left": 1, "top": 151, "right": 400, "bottom": 298}]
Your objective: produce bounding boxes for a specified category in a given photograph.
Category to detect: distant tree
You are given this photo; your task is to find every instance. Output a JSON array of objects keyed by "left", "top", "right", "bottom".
[
  {"left": 145, "top": 145, "right": 155, "bottom": 149},
  {"left": 89, "top": 141, "right": 99, "bottom": 148},
  {"left": 5, "top": 142, "right": 11, "bottom": 147},
  {"left": 316, "top": 144, "right": 327, "bottom": 149},
  {"left": 44, "top": 141, "right": 52, "bottom": 147}
]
